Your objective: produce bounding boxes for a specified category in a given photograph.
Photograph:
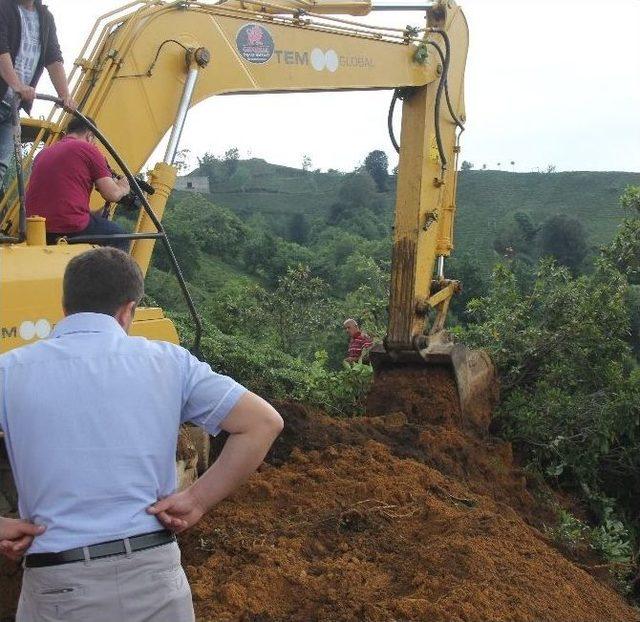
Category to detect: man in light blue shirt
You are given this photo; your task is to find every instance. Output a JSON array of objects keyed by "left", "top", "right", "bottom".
[{"left": 0, "top": 247, "right": 284, "bottom": 622}]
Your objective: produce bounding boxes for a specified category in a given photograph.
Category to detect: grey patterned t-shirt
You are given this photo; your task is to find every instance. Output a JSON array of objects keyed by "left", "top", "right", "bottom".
[{"left": 4, "top": 6, "right": 41, "bottom": 103}]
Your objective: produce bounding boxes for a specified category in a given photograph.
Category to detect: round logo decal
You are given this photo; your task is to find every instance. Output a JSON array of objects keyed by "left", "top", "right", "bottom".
[
  {"left": 310, "top": 49, "right": 339, "bottom": 73},
  {"left": 236, "top": 24, "right": 274, "bottom": 64}
]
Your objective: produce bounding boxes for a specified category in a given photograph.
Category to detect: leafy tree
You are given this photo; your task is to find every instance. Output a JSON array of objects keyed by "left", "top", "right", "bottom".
[
  {"left": 327, "top": 201, "right": 350, "bottom": 226},
  {"left": 364, "top": 150, "right": 389, "bottom": 192},
  {"left": 604, "top": 186, "right": 640, "bottom": 283},
  {"left": 460, "top": 160, "right": 474, "bottom": 171},
  {"left": 540, "top": 214, "right": 588, "bottom": 275},
  {"left": 448, "top": 254, "right": 487, "bottom": 321},
  {"left": 259, "top": 265, "right": 333, "bottom": 355},
  {"left": 204, "top": 281, "right": 265, "bottom": 336},
  {"left": 288, "top": 212, "right": 310, "bottom": 245},
  {"left": 462, "top": 260, "right": 640, "bottom": 507},
  {"left": 165, "top": 194, "right": 248, "bottom": 262},
  {"left": 242, "top": 231, "right": 278, "bottom": 275},
  {"left": 197, "top": 151, "right": 221, "bottom": 184},
  {"left": 338, "top": 172, "right": 377, "bottom": 207},
  {"left": 513, "top": 212, "right": 539, "bottom": 243},
  {"left": 337, "top": 251, "right": 385, "bottom": 295},
  {"left": 302, "top": 154, "right": 312, "bottom": 172},
  {"left": 493, "top": 212, "right": 539, "bottom": 261},
  {"left": 224, "top": 147, "right": 240, "bottom": 177},
  {"left": 174, "top": 148, "right": 191, "bottom": 174},
  {"left": 152, "top": 221, "right": 201, "bottom": 281}
]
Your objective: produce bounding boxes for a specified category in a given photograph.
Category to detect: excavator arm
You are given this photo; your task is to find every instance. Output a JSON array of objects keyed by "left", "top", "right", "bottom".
[{"left": 0, "top": 0, "right": 495, "bottom": 422}]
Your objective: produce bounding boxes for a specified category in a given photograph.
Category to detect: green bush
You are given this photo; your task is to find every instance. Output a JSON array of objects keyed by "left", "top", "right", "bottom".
[{"left": 461, "top": 258, "right": 640, "bottom": 517}]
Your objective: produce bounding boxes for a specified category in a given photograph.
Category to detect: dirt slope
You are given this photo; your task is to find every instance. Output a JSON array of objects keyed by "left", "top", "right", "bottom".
[
  {"left": 1, "top": 367, "right": 638, "bottom": 622},
  {"left": 183, "top": 440, "right": 637, "bottom": 622}
]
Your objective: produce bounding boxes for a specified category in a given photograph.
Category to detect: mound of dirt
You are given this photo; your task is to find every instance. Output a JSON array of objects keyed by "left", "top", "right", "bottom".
[
  {"left": 1, "top": 366, "right": 638, "bottom": 622},
  {"left": 182, "top": 441, "right": 638, "bottom": 622}
]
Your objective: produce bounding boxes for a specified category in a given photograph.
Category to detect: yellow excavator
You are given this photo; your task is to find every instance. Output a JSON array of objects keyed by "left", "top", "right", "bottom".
[{"left": 0, "top": 0, "right": 495, "bottom": 508}]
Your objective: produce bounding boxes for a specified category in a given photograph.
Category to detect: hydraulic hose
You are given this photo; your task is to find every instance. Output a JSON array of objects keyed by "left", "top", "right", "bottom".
[
  {"left": 388, "top": 89, "right": 400, "bottom": 154},
  {"left": 426, "top": 39, "right": 464, "bottom": 131},
  {"left": 388, "top": 29, "right": 464, "bottom": 166}
]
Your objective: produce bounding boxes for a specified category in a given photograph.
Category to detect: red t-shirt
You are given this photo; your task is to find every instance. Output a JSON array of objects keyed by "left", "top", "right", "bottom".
[
  {"left": 347, "top": 332, "right": 374, "bottom": 360},
  {"left": 26, "top": 136, "right": 112, "bottom": 233}
]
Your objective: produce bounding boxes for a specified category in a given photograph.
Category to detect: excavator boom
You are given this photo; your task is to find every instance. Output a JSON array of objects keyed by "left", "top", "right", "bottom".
[{"left": 0, "top": 0, "right": 495, "bottom": 427}]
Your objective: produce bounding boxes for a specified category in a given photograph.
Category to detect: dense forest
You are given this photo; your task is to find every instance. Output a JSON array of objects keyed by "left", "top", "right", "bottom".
[{"left": 135, "top": 152, "right": 640, "bottom": 590}]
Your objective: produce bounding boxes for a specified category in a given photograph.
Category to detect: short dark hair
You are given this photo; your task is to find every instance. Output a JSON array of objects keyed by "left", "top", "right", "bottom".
[
  {"left": 66, "top": 116, "right": 97, "bottom": 135},
  {"left": 63, "top": 248, "right": 144, "bottom": 316}
]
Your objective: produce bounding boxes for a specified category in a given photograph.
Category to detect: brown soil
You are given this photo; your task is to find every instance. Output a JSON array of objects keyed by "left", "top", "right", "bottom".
[{"left": 1, "top": 366, "right": 638, "bottom": 622}]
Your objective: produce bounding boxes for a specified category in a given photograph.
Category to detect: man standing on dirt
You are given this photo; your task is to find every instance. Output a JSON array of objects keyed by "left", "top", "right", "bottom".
[
  {"left": 0, "top": 247, "right": 284, "bottom": 622},
  {"left": 344, "top": 318, "right": 374, "bottom": 364},
  {"left": 0, "top": 0, "right": 76, "bottom": 186}
]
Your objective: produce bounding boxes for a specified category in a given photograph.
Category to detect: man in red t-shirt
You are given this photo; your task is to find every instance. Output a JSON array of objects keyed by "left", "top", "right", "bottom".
[
  {"left": 26, "top": 116, "right": 130, "bottom": 250},
  {"left": 344, "top": 318, "right": 374, "bottom": 364}
]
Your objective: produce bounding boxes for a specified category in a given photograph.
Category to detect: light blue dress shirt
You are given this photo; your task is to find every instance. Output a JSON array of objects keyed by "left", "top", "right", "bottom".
[{"left": 0, "top": 313, "right": 247, "bottom": 554}]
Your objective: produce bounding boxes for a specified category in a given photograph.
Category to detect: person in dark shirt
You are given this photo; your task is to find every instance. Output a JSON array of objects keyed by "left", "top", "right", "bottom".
[
  {"left": 344, "top": 318, "right": 374, "bottom": 364},
  {"left": 26, "top": 116, "right": 131, "bottom": 250},
  {"left": 0, "top": 0, "right": 76, "bottom": 186}
]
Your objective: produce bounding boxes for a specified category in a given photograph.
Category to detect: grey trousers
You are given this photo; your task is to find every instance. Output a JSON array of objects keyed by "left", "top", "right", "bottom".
[{"left": 16, "top": 541, "right": 195, "bottom": 622}]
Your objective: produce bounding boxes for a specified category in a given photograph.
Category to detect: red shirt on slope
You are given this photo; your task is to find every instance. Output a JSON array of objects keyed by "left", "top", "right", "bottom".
[
  {"left": 347, "top": 331, "right": 374, "bottom": 362},
  {"left": 26, "top": 136, "right": 112, "bottom": 233}
]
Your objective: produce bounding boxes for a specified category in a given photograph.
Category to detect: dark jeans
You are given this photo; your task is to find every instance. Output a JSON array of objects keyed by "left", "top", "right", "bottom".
[{"left": 47, "top": 214, "right": 130, "bottom": 252}]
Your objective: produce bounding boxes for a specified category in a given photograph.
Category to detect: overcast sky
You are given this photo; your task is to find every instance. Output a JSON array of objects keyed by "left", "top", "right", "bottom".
[{"left": 36, "top": 0, "right": 640, "bottom": 173}]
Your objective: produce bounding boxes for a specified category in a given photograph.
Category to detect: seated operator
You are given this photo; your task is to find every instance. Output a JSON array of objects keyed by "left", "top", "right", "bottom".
[{"left": 26, "top": 116, "right": 131, "bottom": 251}]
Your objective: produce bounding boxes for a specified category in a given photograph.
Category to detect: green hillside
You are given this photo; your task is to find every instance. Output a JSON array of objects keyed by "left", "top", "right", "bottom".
[
  {"left": 456, "top": 170, "right": 640, "bottom": 267},
  {"left": 186, "top": 159, "right": 640, "bottom": 273}
]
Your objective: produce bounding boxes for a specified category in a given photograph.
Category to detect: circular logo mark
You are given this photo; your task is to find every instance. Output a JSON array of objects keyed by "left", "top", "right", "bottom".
[
  {"left": 19, "top": 321, "right": 36, "bottom": 341},
  {"left": 236, "top": 23, "right": 274, "bottom": 64},
  {"left": 19, "top": 319, "right": 52, "bottom": 341},
  {"left": 310, "top": 49, "right": 339, "bottom": 73},
  {"left": 35, "top": 319, "right": 52, "bottom": 339}
]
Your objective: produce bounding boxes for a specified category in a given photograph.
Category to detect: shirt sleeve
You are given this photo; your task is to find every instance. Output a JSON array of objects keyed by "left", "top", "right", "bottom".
[
  {"left": 85, "top": 145, "right": 113, "bottom": 183},
  {"left": 43, "top": 11, "right": 63, "bottom": 66},
  {"left": 180, "top": 350, "right": 248, "bottom": 436}
]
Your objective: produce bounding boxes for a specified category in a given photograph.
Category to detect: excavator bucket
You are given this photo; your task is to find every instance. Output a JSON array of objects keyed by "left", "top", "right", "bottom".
[{"left": 368, "top": 332, "right": 498, "bottom": 433}]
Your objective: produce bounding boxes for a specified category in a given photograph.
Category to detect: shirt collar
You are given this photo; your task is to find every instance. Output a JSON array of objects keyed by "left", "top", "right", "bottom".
[{"left": 51, "top": 313, "right": 126, "bottom": 338}]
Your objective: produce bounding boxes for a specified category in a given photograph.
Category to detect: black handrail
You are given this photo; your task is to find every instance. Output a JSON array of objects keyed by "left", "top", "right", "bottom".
[
  {"left": 37, "top": 94, "right": 203, "bottom": 355},
  {"left": 64, "top": 233, "right": 165, "bottom": 243}
]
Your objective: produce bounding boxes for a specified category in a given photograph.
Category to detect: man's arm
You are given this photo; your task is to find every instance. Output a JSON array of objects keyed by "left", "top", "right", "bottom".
[
  {"left": 46, "top": 61, "right": 76, "bottom": 110},
  {"left": 0, "top": 517, "right": 45, "bottom": 562},
  {"left": 148, "top": 392, "right": 283, "bottom": 532},
  {"left": 0, "top": 53, "right": 35, "bottom": 104},
  {"left": 95, "top": 176, "right": 130, "bottom": 204}
]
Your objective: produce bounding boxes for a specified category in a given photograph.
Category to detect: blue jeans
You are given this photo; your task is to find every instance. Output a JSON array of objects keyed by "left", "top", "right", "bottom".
[
  {"left": 47, "top": 214, "right": 130, "bottom": 252},
  {"left": 0, "top": 103, "right": 15, "bottom": 187}
]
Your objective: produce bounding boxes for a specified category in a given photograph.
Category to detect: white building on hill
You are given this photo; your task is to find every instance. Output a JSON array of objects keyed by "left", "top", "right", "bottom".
[{"left": 175, "top": 175, "right": 210, "bottom": 194}]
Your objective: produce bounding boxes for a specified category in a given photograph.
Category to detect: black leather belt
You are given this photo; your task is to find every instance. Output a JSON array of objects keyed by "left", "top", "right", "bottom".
[{"left": 24, "top": 530, "right": 176, "bottom": 568}]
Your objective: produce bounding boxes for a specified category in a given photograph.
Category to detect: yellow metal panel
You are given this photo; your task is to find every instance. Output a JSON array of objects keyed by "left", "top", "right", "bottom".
[
  {"left": 0, "top": 246, "right": 180, "bottom": 353},
  {"left": 386, "top": 3, "right": 468, "bottom": 349},
  {"left": 0, "top": 244, "right": 88, "bottom": 353},
  {"left": 130, "top": 317, "right": 180, "bottom": 344},
  {"left": 71, "top": 5, "right": 437, "bottom": 176}
]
